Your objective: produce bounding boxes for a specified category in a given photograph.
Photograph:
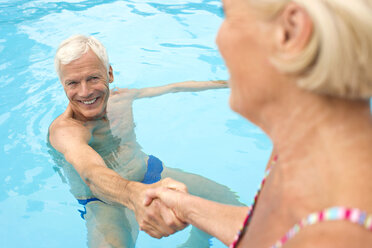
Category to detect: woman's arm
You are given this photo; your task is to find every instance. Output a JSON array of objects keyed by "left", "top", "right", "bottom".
[{"left": 145, "top": 181, "right": 250, "bottom": 246}]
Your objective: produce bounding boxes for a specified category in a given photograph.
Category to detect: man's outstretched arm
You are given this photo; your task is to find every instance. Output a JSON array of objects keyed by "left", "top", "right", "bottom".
[
  {"left": 49, "top": 106, "right": 187, "bottom": 238},
  {"left": 132, "top": 80, "right": 228, "bottom": 99}
]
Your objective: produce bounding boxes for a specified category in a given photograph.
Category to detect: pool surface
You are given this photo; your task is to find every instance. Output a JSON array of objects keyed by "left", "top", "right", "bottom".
[{"left": 0, "top": 1, "right": 272, "bottom": 247}]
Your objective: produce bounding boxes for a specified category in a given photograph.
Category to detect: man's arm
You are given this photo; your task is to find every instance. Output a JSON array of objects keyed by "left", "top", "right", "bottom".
[
  {"left": 49, "top": 120, "right": 130, "bottom": 205},
  {"left": 133, "top": 80, "right": 228, "bottom": 99},
  {"left": 49, "top": 107, "right": 187, "bottom": 238}
]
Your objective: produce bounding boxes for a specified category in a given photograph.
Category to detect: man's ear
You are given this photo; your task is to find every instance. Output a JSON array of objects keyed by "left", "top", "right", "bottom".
[
  {"left": 274, "top": 2, "right": 313, "bottom": 55},
  {"left": 108, "top": 65, "right": 114, "bottom": 83}
]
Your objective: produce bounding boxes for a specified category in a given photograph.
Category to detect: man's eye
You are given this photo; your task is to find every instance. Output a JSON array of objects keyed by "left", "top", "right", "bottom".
[{"left": 67, "top": 81, "right": 76, "bottom": 86}]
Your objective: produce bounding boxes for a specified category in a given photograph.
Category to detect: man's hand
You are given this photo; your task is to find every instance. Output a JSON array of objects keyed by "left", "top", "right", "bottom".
[
  {"left": 127, "top": 178, "right": 189, "bottom": 238},
  {"left": 143, "top": 178, "right": 190, "bottom": 224}
]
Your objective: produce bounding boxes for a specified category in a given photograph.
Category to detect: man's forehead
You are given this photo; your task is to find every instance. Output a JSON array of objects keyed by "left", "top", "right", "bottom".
[
  {"left": 60, "top": 54, "right": 106, "bottom": 79},
  {"left": 61, "top": 68, "right": 102, "bottom": 79}
]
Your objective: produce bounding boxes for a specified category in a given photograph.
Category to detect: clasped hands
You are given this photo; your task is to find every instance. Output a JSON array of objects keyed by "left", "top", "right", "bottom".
[{"left": 130, "top": 178, "right": 190, "bottom": 239}]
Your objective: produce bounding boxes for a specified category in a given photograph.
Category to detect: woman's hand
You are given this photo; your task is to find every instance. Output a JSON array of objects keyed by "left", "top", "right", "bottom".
[
  {"left": 128, "top": 178, "right": 189, "bottom": 238},
  {"left": 144, "top": 178, "right": 190, "bottom": 223}
]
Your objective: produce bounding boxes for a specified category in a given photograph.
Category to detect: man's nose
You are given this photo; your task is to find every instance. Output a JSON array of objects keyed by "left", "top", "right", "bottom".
[{"left": 78, "top": 82, "right": 92, "bottom": 97}]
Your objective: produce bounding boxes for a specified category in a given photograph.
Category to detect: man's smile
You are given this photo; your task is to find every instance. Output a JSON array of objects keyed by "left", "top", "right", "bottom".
[{"left": 78, "top": 97, "right": 99, "bottom": 105}]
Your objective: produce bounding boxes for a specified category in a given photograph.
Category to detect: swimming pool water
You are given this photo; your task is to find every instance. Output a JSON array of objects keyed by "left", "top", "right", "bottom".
[{"left": 0, "top": 1, "right": 273, "bottom": 247}]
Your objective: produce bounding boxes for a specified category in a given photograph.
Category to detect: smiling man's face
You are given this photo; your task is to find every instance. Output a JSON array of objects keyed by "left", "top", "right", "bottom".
[{"left": 59, "top": 49, "right": 113, "bottom": 121}]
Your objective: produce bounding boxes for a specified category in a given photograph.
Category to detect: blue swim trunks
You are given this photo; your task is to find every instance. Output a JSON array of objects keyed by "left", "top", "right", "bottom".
[
  {"left": 141, "top": 155, "right": 164, "bottom": 184},
  {"left": 77, "top": 155, "right": 163, "bottom": 219}
]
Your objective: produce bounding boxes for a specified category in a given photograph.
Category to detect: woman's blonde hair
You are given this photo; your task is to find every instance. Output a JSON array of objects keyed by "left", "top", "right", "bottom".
[
  {"left": 54, "top": 35, "right": 110, "bottom": 78},
  {"left": 250, "top": 0, "right": 372, "bottom": 99}
]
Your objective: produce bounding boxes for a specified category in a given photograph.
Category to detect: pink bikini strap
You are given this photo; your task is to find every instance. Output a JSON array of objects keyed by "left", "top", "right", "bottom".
[{"left": 270, "top": 207, "right": 372, "bottom": 248}]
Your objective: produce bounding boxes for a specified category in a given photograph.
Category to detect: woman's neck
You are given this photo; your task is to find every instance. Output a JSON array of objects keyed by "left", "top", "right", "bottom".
[{"left": 255, "top": 87, "right": 372, "bottom": 166}]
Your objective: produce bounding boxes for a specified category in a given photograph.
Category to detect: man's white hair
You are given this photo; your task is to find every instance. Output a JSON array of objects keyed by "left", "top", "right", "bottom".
[
  {"left": 250, "top": 0, "right": 372, "bottom": 99},
  {"left": 54, "top": 34, "right": 109, "bottom": 78}
]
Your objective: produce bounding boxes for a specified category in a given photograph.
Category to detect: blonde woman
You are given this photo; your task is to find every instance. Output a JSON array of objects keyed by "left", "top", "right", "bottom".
[{"left": 145, "top": 0, "right": 372, "bottom": 247}]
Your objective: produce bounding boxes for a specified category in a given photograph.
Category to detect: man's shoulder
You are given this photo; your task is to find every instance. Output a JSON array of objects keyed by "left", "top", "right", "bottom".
[
  {"left": 110, "top": 87, "right": 141, "bottom": 101},
  {"left": 49, "top": 112, "right": 89, "bottom": 145},
  {"left": 49, "top": 112, "right": 82, "bottom": 133}
]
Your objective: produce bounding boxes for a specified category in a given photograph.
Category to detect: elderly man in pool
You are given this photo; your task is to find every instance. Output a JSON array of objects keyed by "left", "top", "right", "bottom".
[{"left": 48, "top": 34, "right": 242, "bottom": 248}]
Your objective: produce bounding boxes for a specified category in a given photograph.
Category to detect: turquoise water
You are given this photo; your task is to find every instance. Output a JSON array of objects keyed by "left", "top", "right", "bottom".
[{"left": 0, "top": 1, "right": 272, "bottom": 247}]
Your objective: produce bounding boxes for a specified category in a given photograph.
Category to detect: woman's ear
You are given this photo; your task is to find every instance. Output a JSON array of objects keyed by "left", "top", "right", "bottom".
[
  {"left": 108, "top": 65, "right": 114, "bottom": 83},
  {"left": 275, "top": 2, "right": 313, "bottom": 55}
]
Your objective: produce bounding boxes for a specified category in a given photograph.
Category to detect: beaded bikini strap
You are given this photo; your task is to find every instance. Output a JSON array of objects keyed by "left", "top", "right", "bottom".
[
  {"left": 270, "top": 207, "right": 372, "bottom": 248},
  {"left": 229, "top": 155, "right": 278, "bottom": 248}
]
